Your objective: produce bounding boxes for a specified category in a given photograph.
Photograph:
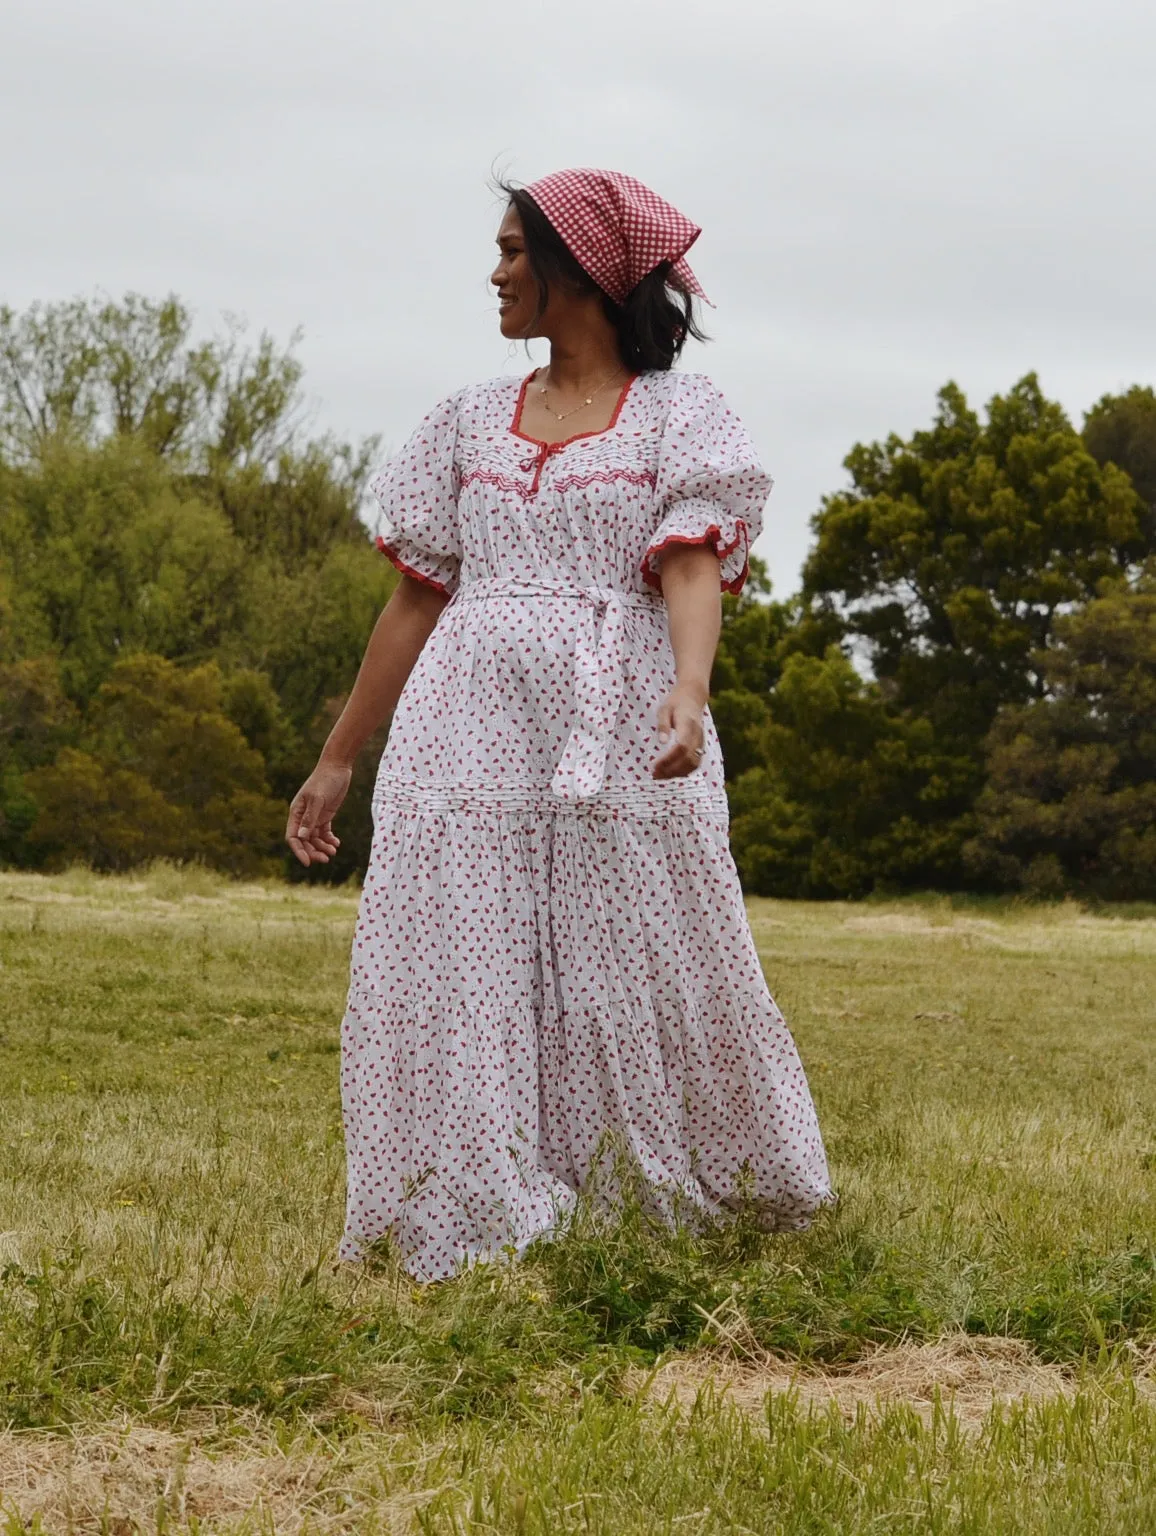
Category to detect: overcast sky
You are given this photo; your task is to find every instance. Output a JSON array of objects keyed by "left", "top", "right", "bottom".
[{"left": 3, "top": 0, "right": 1154, "bottom": 593}]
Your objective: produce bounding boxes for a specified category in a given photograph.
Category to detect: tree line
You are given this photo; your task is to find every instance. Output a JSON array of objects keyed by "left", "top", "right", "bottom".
[{"left": 1, "top": 295, "right": 1154, "bottom": 898}]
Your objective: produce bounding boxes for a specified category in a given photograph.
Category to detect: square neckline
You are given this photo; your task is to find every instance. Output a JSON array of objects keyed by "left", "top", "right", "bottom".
[{"left": 509, "top": 370, "right": 638, "bottom": 451}]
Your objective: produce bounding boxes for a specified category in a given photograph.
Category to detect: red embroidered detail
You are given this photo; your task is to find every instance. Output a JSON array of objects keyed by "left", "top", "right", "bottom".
[
  {"left": 640, "top": 521, "right": 750, "bottom": 595},
  {"left": 458, "top": 465, "right": 657, "bottom": 501},
  {"left": 459, "top": 468, "right": 535, "bottom": 500},
  {"left": 553, "top": 467, "right": 657, "bottom": 495},
  {"left": 376, "top": 536, "right": 453, "bottom": 596},
  {"left": 510, "top": 372, "right": 639, "bottom": 491}
]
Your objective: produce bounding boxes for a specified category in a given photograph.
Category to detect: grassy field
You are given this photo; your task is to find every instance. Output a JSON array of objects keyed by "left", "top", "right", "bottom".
[{"left": 2, "top": 867, "right": 1156, "bottom": 1532}]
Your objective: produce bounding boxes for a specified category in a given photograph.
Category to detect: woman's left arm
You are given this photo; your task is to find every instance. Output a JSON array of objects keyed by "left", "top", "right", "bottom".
[{"left": 652, "top": 544, "right": 722, "bottom": 780}]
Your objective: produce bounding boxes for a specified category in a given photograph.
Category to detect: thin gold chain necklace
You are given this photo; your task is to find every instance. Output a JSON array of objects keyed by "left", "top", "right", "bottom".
[{"left": 536, "top": 370, "right": 623, "bottom": 423}]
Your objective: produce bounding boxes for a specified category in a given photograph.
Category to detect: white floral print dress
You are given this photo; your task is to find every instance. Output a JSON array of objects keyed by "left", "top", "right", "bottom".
[{"left": 341, "top": 369, "right": 832, "bottom": 1280}]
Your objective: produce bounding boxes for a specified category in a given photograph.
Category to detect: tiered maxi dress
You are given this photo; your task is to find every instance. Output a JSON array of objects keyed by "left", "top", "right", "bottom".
[{"left": 341, "top": 368, "right": 832, "bottom": 1281}]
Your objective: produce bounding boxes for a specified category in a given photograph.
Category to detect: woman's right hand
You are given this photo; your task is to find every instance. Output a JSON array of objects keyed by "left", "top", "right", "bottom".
[{"left": 286, "top": 761, "right": 353, "bottom": 867}]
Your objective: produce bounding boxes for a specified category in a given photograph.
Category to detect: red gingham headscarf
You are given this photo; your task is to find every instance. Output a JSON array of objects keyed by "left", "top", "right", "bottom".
[{"left": 524, "top": 168, "right": 709, "bottom": 307}]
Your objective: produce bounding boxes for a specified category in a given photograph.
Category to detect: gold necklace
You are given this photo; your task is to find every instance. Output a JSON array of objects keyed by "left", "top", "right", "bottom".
[{"left": 536, "top": 370, "right": 623, "bottom": 423}]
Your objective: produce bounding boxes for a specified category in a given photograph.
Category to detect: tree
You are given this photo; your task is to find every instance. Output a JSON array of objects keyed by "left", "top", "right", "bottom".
[
  {"left": 709, "top": 556, "right": 841, "bottom": 779},
  {"left": 727, "top": 648, "right": 975, "bottom": 898},
  {"left": 0, "top": 657, "right": 77, "bottom": 864},
  {"left": 0, "top": 294, "right": 380, "bottom": 555},
  {"left": 0, "top": 293, "right": 401, "bottom": 883},
  {"left": 802, "top": 376, "right": 1146, "bottom": 753},
  {"left": 0, "top": 293, "right": 282, "bottom": 464},
  {"left": 1084, "top": 386, "right": 1156, "bottom": 547},
  {"left": 25, "top": 654, "right": 286, "bottom": 877},
  {"left": 710, "top": 558, "right": 785, "bottom": 777},
  {"left": 965, "top": 568, "right": 1156, "bottom": 900},
  {"left": 0, "top": 436, "right": 252, "bottom": 703}
]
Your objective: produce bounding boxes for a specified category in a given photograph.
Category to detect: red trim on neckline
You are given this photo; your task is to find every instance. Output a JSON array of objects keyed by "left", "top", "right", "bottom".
[{"left": 510, "top": 370, "right": 638, "bottom": 449}]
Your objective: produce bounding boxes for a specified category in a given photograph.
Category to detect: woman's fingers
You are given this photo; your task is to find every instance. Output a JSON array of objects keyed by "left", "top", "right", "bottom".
[
  {"left": 653, "top": 733, "right": 697, "bottom": 778},
  {"left": 652, "top": 697, "right": 706, "bottom": 780},
  {"left": 286, "top": 794, "right": 311, "bottom": 865},
  {"left": 287, "top": 792, "right": 331, "bottom": 866},
  {"left": 311, "top": 822, "right": 341, "bottom": 858},
  {"left": 286, "top": 765, "right": 352, "bottom": 868},
  {"left": 653, "top": 743, "right": 696, "bottom": 778},
  {"left": 653, "top": 699, "right": 675, "bottom": 777}
]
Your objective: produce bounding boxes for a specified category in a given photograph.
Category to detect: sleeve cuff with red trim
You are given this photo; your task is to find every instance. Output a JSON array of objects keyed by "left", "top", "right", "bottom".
[
  {"left": 376, "top": 536, "right": 459, "bottom": 597},
  {"left": 641, "top": 503, "right": 751, "bottom": 595}
]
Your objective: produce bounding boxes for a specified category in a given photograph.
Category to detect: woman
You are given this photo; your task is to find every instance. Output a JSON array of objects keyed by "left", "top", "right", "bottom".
[{"left": 287, "top": 168, "right": 831, "bottom": 1281}]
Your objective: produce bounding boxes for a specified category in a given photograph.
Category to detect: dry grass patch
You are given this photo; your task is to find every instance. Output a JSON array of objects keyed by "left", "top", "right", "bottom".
[
  {"left": 0, "top": 1421, "right": 338, "bottom": 1534},
  {"left": 7, "top": 1350, "right": 1156, "bottom": 1535},
  {"left": 639, "top": 1335, "right": 1095, "bottom": 1430},
  {"left": 0, "top": 1421, "right": 451, "bottom": 1536}
]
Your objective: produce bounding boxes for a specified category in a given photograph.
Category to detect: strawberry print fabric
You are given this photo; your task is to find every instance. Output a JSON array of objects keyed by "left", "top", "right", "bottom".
[{"left": 341, "top": 369, "right": 832, "bottom": 1280}]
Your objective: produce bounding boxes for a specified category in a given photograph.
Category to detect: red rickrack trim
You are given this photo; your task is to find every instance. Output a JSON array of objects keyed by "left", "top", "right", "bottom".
[
  {"left": 553, "top": 466, "right": 657, "bottom": 495},
  {"left": 376, "top": 536, "right": 453, "bottom": 596},
  {"left": 459, "top": 468, "right": 535, "bottom": 501},
  {"left": 640, "top": 521, "right": 750, "bottom": 595}
]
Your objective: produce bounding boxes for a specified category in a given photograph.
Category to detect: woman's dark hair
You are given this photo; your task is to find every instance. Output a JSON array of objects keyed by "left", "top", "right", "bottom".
[{"left": 500, "top": 184, "right": 707, "bottom": 372}]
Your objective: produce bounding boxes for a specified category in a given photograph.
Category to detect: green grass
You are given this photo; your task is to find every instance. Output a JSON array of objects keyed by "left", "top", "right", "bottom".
[{"left": 1, "top": 868, "right": 1155, "bottom": 1531}]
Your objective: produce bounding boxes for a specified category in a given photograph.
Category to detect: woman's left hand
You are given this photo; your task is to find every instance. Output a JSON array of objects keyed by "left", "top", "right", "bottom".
[{"left": 652, "top": 682, "right": 708, "bottom": 779}]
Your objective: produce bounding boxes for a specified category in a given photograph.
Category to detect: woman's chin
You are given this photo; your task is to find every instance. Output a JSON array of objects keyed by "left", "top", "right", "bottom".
[{"left": 498, "top": 310, "right": 534, "bottom": 340}]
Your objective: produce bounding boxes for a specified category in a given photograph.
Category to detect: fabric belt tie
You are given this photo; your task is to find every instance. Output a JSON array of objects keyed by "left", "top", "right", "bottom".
[{"left": 453, "top": 577, "right": 664, "bottom": 803}]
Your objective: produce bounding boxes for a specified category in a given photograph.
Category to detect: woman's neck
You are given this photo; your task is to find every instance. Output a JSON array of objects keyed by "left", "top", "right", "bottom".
[{"left": 542, "top": 310, "right": 628, "bottom": 394}]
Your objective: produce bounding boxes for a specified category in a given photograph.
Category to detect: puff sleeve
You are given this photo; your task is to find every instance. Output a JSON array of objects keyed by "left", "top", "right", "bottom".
[
  {"left": 641, "top": 374, "right": 772, "bottom": 595},
  {"left": 369, "top": 391, "right": 464, "bottom": 597}
]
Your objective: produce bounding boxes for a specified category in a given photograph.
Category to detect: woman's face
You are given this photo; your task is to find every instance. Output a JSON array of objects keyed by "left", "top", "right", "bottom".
[{"left": 491, "top": 206, "right": 542, "bottom": 339}]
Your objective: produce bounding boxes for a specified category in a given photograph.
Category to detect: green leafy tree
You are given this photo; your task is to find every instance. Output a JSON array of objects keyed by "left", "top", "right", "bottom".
[
  {"left": 0, "top": 657, "right": 77, "bottom": 863},
  {"left": 1083, "top": 385, "right": 1156, "bottom": 546},
  {"left": 727, "top": 648, "right": 974, "bottom": 898},
  {"left": 793, "top": 375, "right": 1148, "bottom": 886},
  {"left": 0, "top": 293, "right": 279, "bottom": 463},
  {"left": 254, "top": 541, "right": 397, "bottom": 732},
  {"left": 711, "top": 558, "right": 783, "bottom": 777},
  {"left": 25, "top": 749, "right": 189, "bottom": 873},
  {"left": 26, "top": 654, "right": 286, "bottom": 876},
  {"left": 0, "top": 436, "right": 252, "bottom": 702},
  {"left": 803, "top": 375, "right": 1146, "bottom": 751},
  {"left": 0, "top": 293, "right": 380, "bottom": 549},
  {"left": 0, "top": 293, "right": 404, "bottom": 880},
  {"left": 3, "top": 294, "right": 325, "bottom": 465},
  {"left": 966, "top": 568, "right": 1156, "bottom": 899},
  {"left": 709, "top": 557, "right": 839, "bottom": 779}
]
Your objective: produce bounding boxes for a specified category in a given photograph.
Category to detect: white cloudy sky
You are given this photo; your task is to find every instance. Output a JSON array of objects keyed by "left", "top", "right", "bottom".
[{"left": 3, "top": 0, "right": 1154, "bottom": 593}]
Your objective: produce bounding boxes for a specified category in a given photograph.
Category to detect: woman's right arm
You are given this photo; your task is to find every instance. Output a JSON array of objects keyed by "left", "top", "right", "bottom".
[{"left": 285, "top": 574, "right": 449, "bottom": 867}]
